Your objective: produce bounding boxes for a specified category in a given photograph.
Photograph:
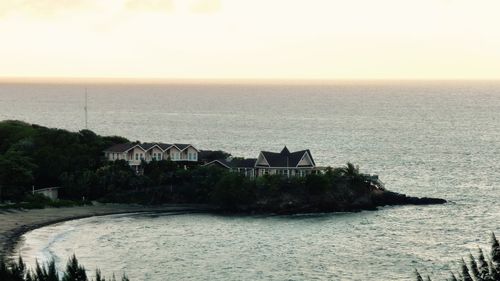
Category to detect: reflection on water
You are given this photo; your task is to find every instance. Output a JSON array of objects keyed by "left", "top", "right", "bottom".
[
  {"left": 15, "top": 207, "right": 498, "bottom": 281},
  {"left": 2, "top": 81, "right": 500, "bottom": 280}
]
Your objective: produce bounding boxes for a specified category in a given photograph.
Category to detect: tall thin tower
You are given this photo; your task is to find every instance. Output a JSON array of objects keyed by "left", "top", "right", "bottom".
[{"left": 84, "top": 87, "right": 88, "bottom": 129}]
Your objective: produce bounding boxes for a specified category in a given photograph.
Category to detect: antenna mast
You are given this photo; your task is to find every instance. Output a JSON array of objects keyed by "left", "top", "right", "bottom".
[{"left": 84, "top": 87, "right": 88, "bottom": 129}]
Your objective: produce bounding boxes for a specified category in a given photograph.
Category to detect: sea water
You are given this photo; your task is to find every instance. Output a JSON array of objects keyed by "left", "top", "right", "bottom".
[{"left": 2, "top": 80, "right": 499, "bottom": 280}]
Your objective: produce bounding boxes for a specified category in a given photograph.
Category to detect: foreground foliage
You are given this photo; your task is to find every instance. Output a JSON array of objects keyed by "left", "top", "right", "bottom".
[
  {"left": 0, "top": 255, "right": 129, "bottom": 281},
  {"left": 416, "top": 233, "right": 500, "bottom": 281}
]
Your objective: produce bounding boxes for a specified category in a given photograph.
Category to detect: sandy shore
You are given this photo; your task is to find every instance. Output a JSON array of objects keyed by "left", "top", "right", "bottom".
[{"left": 0, "top": 203, "right": 214, "bottom": 260}]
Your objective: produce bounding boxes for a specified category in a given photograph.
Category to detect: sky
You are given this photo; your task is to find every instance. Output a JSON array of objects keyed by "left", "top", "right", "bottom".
[{"left": 1, "top": 0, "right": 500, "bottom": 80}]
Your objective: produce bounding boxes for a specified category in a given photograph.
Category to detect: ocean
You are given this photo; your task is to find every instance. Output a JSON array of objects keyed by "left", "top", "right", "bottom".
[{"left": 2, "top": 80, "right": 500, "bottom": 280}]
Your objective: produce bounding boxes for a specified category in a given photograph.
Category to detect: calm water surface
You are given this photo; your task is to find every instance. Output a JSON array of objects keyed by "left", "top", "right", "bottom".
[{"left": 2, "top": 81, "right": 500, "bottom": 280}]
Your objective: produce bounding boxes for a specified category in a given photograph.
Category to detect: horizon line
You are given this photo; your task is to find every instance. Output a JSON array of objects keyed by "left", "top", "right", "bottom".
[{"left": 1, "top": 76, "right": 500, "bottom": 85}]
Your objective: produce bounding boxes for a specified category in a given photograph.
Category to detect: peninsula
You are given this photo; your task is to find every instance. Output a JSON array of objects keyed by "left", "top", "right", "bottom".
[
  {"left": 0, "top": 120, "right": 445, "bottom": 214},
  {"left": 0, "top": 120, "right": 447, "bottom": 278}
]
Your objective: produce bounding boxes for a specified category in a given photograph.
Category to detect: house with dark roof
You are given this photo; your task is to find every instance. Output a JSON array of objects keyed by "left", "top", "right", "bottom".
[
  {"left": 203, "top": 146, "right": 317, "bottom": 178},
  {"left": 104, "top": 142, "right": 199, "bottom": 171},
  {"left": 203, "top": 158, "right": 257, "bottom": 177},
  {"left": 255, "top": 146, "right": 316, "bottom": 177}
]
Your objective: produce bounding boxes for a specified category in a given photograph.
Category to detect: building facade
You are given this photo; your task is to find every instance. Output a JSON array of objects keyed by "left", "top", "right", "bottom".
[
  {"left": 106, "top": 143, "right": 319, "bottom": 178},
  {"left": 203, "top": 146, "right": 319, "bottom": 178},
  {"left": 104, "top": 142, "right": 199, "bottom": 170},
  {"left": 254, "top": 146, "right": 316, "bottom": 177}
]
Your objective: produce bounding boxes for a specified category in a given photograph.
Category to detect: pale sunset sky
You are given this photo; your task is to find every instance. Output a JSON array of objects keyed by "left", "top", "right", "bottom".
[{"left": 1, "top": 0, "right": 500, "bottom": 80}]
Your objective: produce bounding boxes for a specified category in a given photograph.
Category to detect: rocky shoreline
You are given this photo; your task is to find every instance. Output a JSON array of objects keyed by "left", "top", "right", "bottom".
[{"left": 247, "top": 190, "right": 447, "bottom": 215}]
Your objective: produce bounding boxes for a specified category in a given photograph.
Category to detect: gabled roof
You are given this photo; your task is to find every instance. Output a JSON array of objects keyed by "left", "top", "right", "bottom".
[
  {"left": 157, "top": 143, "right": 173, "bottom": 150},
  {"left": 281, "top": 146, "right": 290, "bottom": 154},
  {"left": 104, "top": 143, "right": 138, "bottom": 153},
  {"left": 174, "top": 143, "right": 199, "bottom": 152},
  {"left": 141, "top": 143, "right": 164, "bottom": 151},
  {"left": 303, "top": 149, "right": 316, "bottom": 166},
  {"left": 256, "top": 146, "right": 315, "bottom": 168},
  {"left": 203, "top": 159, "right": 232, "bottom": 169},
  {"left": 173, "top": 143, "right": 190, "bottom": 150},
  {"left": 204, "top": 158, "right": 257, "bottom": 169},
  {"left": 104, "top": 142, "right": 198, "bottom": 153}
]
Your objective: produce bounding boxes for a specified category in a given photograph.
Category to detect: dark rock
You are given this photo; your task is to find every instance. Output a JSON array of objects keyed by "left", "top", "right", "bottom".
[{"left": 372, "top": 191, "right": 447, "bottom": 206}]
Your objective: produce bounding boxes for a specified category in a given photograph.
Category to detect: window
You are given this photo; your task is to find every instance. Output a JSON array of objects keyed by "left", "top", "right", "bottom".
[
  {"left": 153, "top": 153, "right": 157, "bottom": 160},
  {"left": 140, "top": 153, "right": 144, "bottom": 160},
  {"left": 135, "top": 153, "right": 138, "bottom": 160}
]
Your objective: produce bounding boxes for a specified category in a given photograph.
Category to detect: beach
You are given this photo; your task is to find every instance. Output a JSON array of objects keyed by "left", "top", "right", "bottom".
[
  {"left": 0, "top": 204, "right": 213, "bottom": 260},
  {"left": 1, "top": 82, "right": 499, "bottom": 280}
]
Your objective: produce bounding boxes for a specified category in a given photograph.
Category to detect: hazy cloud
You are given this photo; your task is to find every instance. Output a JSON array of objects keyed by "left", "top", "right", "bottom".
[
  {"left": 125, "top": 0, "right": 174, "bottom": 12},
  {"left": 190, "top": 0, "right": 220, "bottom": 13},
  {"left": 0, "top": 0, "right": 94, "bottom": 17},
  {"left": 0, "top": 0, "right": 220, "bottom": 18}
]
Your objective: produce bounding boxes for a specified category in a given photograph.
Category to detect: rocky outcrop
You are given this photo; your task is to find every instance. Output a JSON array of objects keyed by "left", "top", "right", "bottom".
[
  {"left": 371, "top": 190, "right": 447, "bottom": 206},
  {"left": 247, "top": 189, "right": 446, "bottom": 215}
]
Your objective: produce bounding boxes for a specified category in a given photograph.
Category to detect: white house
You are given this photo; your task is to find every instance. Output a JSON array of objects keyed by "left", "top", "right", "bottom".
[
  {"left": 104, "top": 142, "right": 199, "bottom": 171},
  {"left": 254, "top": 146, "right": 316, "bottom": 177},
  {"left": 203, "top": 146, "right": 319, "bottom": 178}
]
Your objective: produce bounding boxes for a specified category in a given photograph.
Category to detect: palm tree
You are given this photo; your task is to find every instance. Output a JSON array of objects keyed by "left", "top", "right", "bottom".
[{"left": 342, "top": 162, "right": 360, "bottom": 177}]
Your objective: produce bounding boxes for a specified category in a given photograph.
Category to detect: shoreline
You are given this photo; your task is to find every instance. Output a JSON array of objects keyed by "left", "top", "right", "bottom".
[
  {"left": 0, "top": 204, "right": 215, "bottom": 260},
  {"left": 0, "top": 194, "right": 446, "bottom": 260}
]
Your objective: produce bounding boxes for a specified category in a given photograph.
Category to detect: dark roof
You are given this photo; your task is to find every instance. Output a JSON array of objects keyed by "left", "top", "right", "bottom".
[
  {"left": 198, "top": 150, "right": 219, "bottom": 161},
  {"left": 281, "top": 146, "right": 290, "bottom": 154},
  {"left": 258, "top": 146, "right": 315, "bottom": 167},
  {"left": 104, "top": 143, "right": 137, "bottom": 152},
  {"left": 204, "top": 159, "right": 232, "bottom": 169},
  {"left": 198, "top": 150, "right": 216, "bottom": 159},
  {"left": 174, "top": 143, "right": 191, "bottom": 151},
  {"left": 158, "top": 143, "right": 173, "bottom": 150},
  {"left": 141, "top": 143, "right": 158, "bottom": 150},
  {"left": 230, "top": 158, "right": 257, "bottom": 168},
  {"left": 204, "top": 158, "right": 257, "bottom": 169},
  {"left": 104, "top": 142, "right": 197, "bottom": 152}
]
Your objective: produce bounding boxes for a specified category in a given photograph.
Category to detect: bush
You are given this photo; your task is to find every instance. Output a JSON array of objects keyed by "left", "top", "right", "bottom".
[
  {"left": 211, "top": 173, "right": 255, "bottom": 210},
  {"left": 0, "top": 255, "right": 129, "bottom": 281},
  {"left": 416, "top": 233, "right": 500, "bottom": 281}
]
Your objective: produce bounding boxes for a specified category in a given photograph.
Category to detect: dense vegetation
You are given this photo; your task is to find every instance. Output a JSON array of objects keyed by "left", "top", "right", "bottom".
[
  {"left": 0, "top": 255, "right": 129, "bottom": 281},
  {"left": 0, "top": 120, "right": 443, "bottom": 212},
  {"left": 416, "top": 233, "right": 500, "bottom": 281},
  {"left": 0, "top": 120, "right": 127, "bottom": 202}
]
